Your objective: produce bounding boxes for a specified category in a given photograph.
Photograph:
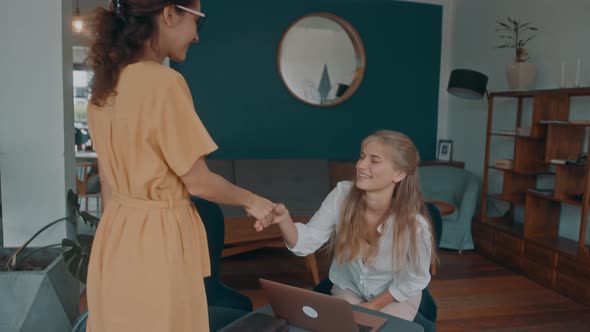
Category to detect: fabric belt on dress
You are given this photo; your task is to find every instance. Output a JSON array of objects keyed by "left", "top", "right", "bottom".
[{"left": 111, "top": 192, "right": 190, "bottom": 209}]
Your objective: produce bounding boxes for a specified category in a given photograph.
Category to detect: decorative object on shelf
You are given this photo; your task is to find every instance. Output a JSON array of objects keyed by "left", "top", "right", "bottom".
[
  {"left": 494, "top": 129, "right": 516, "bottom": 135},
  {"left": 496, "top": 17, "right": 538, "bottom": 90},
  {"left": 528, "top": 188, "right": 554, "bottom": 196},
  {"left": 436, "top": 140, "right": 453, "bottom": 161},
  {"left": 550, "top": 152, "right": 587, "bottom": 166},
  {"left": 277, "top": 12, "right": 366, "bottom": 107},
  {"left": 575, "top": 58, "right": 581, "bottom": 87},
  {"left": 447, "top": 69, "right": 489, "bottom": 100},
  {"left": 516, "top": 126, "right": 531, "bottom": 136},
  {"left": 494, "top": 159, "right": 513, "bottom": 169},
  {"left": 560, "top": 61, "right": 566, "bottom": 88},
  {"left": 574, "top": 152, "right": 587, "bottom": 166},
  {"left": 558, "top": 60, "right": 583, "bottom": 88}
]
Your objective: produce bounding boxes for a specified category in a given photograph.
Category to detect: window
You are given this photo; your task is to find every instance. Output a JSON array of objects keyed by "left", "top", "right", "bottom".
[{"left": 73, "top": 69, "right": 90, "bottom": 124}]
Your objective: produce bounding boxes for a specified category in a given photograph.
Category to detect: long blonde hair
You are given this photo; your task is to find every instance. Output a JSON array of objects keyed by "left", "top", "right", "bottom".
[{"left": 333, "top": 130, "right": 436, "bottom": 271}]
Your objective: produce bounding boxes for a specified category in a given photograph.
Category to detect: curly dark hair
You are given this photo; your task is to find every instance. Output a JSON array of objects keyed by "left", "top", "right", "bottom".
[{"left": 87, "top": 0, "right": 195, "bottom": 106}]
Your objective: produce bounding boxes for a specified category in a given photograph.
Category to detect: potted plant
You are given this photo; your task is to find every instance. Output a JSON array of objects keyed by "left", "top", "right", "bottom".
[
  {"left": 496, "top": 17, "right": 539, "bottom": 90},
  {"left": 0, "top": 190, "right": 98, "bottom": 332}
]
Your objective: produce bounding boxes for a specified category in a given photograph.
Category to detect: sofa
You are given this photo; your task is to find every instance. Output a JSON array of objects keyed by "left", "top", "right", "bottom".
[{"left": 205, "top": 159, "right": 331, "bottom": 218}]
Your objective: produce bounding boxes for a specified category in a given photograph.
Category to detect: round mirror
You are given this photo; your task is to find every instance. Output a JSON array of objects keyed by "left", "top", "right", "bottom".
[{"left": 277, "top": 13, "right": 366, "bottom": 107}]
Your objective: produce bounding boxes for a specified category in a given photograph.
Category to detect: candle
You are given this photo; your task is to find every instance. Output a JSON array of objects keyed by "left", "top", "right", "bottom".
[
  {"left": 561, "top": 62, "right": 565, "bottom": 87},
  {"left": 576, "top": 58, "right": 580, "bottom": 86}
]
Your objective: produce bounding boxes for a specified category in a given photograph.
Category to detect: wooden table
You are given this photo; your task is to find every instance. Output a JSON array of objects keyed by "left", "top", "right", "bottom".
[
  {"left": 223, "top": 216, "right": 320, "bottom": 285},
  {"left": 425, "top": 200, "right": 455, "bottom": 216}
]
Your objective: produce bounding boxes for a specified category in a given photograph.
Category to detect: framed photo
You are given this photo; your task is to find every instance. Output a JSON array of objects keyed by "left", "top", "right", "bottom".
[{"left": 437, "top": 140, "right": 453, "bottom": 161}]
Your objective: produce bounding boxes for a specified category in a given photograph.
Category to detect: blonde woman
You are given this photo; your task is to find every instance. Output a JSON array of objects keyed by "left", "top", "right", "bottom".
[{"left": 270, "top": 130, "right": 436, "bottom": 321}]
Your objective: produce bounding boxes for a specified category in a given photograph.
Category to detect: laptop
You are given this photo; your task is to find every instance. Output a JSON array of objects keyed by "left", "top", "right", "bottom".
[{"left": 259, "top": 278, "right": 388, "bottom": 332}]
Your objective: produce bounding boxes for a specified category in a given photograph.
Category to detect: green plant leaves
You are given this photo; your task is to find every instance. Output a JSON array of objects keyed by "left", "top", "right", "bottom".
[
  {"left": 80, "top": 211, "right": 100, "bottom": 228},
  {"left": 62, "top": 234, "right": 94, "bottom": 284},
  {"left": 495, "top": 17, "right": 538, "bottom": 53},
  {"left": 6, "top": 188, "right": 101, "bottom": 285}
]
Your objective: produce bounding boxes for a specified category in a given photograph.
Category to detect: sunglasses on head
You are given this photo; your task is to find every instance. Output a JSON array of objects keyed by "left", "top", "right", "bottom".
[{"left": 175, "top": 5, "right": 205, "bottom": 31}]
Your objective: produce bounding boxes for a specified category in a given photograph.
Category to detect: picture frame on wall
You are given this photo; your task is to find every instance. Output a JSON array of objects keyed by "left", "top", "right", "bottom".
[{"left": 437, "top": 140, "right": 453, "bottom": 161}]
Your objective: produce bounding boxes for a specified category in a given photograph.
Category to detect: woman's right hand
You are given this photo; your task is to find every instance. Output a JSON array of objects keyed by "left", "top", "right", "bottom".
[
  {"left": 244, "top": 194, "right": 275, "bottom": 231},
  {"left": 254, "top": 203, "right": 292, "bottom": 232}
]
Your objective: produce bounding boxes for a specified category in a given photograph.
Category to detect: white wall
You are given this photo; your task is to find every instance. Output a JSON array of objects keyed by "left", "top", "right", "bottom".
[
  {"left": 447, "top": 0, "right": 590, "bottom": 242},
  {"left": 0, "top": 0, "right": 76, "bottom": 247},
  {"left": 448, "top": 0, "right": 590, "bottom": 174}
]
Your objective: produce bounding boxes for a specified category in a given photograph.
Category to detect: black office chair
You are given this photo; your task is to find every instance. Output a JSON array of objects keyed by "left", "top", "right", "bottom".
[
  {"left": 191, "top": 197, "right": 255, "bottom": 331},
  {"left": 190, "top": 196, "right": 253, "bottom": 312}
]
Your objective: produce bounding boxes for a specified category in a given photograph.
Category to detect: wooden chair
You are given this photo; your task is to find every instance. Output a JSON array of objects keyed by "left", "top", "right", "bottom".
[{"left": 75, "top": 162, "right": 101, "bottom": 215}]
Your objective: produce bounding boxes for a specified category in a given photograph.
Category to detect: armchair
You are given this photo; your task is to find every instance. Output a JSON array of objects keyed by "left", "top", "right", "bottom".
[{"left": 419, "top": 165, "right": 480, "bottom": 251}]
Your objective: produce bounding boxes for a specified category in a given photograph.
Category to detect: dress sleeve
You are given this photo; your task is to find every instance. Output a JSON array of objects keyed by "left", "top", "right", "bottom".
[{"left": 156, "top": 74, "right": 218, "bottom": 176}]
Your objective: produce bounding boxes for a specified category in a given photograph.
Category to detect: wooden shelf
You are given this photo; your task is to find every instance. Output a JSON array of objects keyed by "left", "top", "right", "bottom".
[
  {"left": 537, "top": 122, "right": 590, "bottom": 127},
  {"left": 488, "top": 166, "right": 514, "bottom": 172},
  {"left": 490, "top": 132, "right": 543, "bottom": 140},
  {"left": 478, "top": 217, "right": 525, "bottom": 236},
  {"left": 489, "top": 87, "right": 590, "bottom": 98},
  {"left": 479, "top": 88, "right": 590, "bottom": 305},
  {"left": 488, "top": 193, "right": 526, "bottom": 205},
  {"left": 420, "top": 160, "right": 465, "bottom": 168},
  {"left": 527, "top": 191, "right": 586, "bottom": 207},
  {"left": 550, "top": 162, "right": 587, "bottom": 168},
  {"left": 527, "top": 236, "right": 580, "bottom": 257},
  {"left": 488, "top": 165, "right": 553, "bottom": 175},
  {"left": 492, "top": 219, "right": 524, "bottom": 236}
]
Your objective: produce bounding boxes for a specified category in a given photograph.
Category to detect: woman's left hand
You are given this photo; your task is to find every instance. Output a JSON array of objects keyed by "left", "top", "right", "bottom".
[{"left": 358, "top": 302, "right": 379, "bottom": 311}]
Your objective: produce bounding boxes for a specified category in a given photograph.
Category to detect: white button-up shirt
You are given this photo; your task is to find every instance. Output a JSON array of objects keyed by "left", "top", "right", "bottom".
[{"left": 288, "top": 181, "right": 432, "bottom": 302}]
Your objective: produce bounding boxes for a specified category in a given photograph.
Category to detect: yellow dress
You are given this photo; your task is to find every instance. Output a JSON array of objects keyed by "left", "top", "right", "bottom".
[{"left": 86, "top": 61, "right": 218, "bottom": 332}]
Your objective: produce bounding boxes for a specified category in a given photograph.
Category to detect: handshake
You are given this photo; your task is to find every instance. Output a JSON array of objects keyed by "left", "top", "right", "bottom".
[{"left": 245, "top": 195, "right": 290, "bottom": 232}]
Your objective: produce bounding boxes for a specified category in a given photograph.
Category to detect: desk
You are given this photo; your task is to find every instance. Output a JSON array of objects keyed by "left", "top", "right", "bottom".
[{"left": 221, "top": 304, "right": 423, "bottom": 332}]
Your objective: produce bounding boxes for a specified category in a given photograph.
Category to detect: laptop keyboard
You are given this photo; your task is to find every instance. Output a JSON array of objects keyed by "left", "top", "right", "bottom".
[{"left": 357, "top": 323, "right": 373, "bottom": 332}]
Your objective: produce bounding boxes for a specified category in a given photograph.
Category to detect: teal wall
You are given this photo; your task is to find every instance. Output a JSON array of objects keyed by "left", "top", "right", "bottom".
[{"left": 172, "top": 0, "right": 442, "bottom": 160}]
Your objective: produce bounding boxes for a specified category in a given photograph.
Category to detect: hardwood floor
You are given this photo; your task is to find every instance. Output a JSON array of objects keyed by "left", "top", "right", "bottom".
[
  {"left": 219, "top": 248, "right": 590, "bottom": 332},
  {"left": 79, "top": 248, "right": 590, "bottom": 331}
]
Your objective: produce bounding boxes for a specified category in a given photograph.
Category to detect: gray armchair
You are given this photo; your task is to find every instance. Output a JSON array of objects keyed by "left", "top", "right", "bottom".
[{"left": 419, "top": 165, "right": 480, "bottom": 251}]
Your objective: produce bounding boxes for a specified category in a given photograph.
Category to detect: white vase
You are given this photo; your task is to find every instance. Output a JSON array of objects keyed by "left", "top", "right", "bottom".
[{"left": 506, "top": 62, "right": 537, "bottom": 90}]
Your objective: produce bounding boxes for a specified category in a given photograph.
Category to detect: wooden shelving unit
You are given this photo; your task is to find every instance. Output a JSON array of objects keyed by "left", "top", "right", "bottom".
[{"left": 473, "top": 87, "right": 590, "bottom": 305}]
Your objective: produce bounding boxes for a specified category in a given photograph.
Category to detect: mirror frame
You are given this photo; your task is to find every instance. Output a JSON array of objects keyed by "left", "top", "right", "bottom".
[{"left": 276, "top": 12, "right": 367, "bottom": 107}]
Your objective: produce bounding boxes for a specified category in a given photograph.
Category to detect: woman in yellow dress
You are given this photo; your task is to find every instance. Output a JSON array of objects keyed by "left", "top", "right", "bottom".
[{"left": 85, "top": 1, "right": 274, "bottom": 331}]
